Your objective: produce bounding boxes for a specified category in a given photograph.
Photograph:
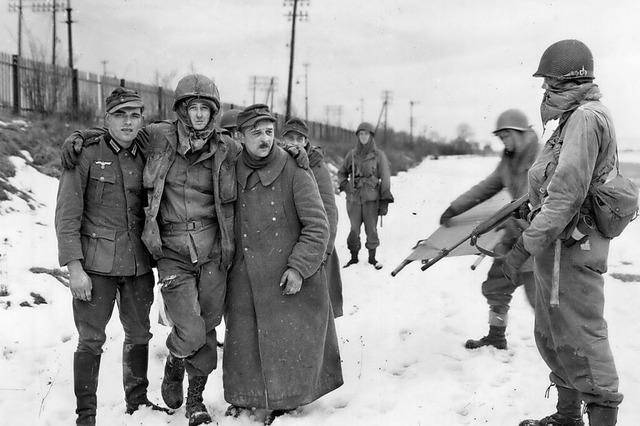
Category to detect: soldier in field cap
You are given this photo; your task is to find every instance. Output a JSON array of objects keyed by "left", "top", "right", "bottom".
[{"left": 55, "top": 87, "right": 171, "bottom": 426}]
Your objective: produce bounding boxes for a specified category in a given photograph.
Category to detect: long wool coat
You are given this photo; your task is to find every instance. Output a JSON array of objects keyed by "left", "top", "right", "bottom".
[{"left": 223, "top": 146, "right": 344, "bottom": 410}]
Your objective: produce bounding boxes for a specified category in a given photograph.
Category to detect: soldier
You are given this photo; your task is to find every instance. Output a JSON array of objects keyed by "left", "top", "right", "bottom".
[
  {"left": 503, "top": 40, "right": 623, "bottom": 426},
  {"left": 55, "top": 88, "right": 170, "bottom": 426},
  {"left": 61, "top": 74, "right": 241, "bottom": 426},
  {"left": 282, "top": 117, "right": 343, "bottom": 318},
  {"left": 337, "top": 122, "right": 394, "bottom": 269},
  {"left": 223, "top": 105, "right": 343, "bottom": 425},
  {"left": 219, "top": 108, "right": 241, "bottom": 139},
  {"left": 439, "top": 109, "right": 539, "bottom": 350}
]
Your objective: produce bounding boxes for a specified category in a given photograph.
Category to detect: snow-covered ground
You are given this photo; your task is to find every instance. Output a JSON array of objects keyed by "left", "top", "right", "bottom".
[{"left": 1, "top": 152, "right": 639, "bottom": 425}]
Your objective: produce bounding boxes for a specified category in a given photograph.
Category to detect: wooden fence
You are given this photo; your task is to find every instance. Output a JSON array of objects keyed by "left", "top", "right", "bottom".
[{"left": 0, "top": 52, "right": 353, "bottom": 144}]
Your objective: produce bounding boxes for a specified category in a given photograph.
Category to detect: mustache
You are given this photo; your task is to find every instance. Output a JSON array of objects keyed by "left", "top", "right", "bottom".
[{"left": 258, "top": 142, "right": 271, "bottom": 149}]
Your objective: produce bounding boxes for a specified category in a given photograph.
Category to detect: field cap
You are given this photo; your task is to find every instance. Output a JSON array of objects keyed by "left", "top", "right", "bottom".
[
  {"left": 283, "top": 117, "right": 309, "bottom": 138},
  {"left": 237, "top": 103, "right": 276, "bottom": 130},
  {"left": 106, "top": 87, "right": 144, "bottom": 113}
]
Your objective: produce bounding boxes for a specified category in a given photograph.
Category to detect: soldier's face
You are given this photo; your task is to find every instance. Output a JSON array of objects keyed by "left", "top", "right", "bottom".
[
  {"left": 357, "top": 130, "right": 371, "bottom": 145},
  {"left": 282, "top": 132, "right": 307, "bottom": 149},
  {"left": 242, "top": 120, "right": 275, "bottom": 158},
  {"left": 496, "top": 129, "right": 518, "bottom": 153},
  {"left": 106, "top": 106, "right": 143, "bottom": 147},
  {"left": 187, "top": 101, "right": 211, "bottom": 131}
]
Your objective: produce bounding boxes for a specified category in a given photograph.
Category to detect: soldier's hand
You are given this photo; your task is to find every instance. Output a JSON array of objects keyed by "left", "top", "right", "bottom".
[
  {"left": 439, "top": 206, "right": 458, "bottom": 226},
  {"left": 67, "top": 261, "right": 93, "bottom": 302},
  {"left": 283, "top": 144, "right": 309, "bottom": 169},
  {"left": 378, "top": 200, "right": 389, "bottom": 216},
  {"left": 279, "top": 268, "right": 303, "bottom": 295},
  {"left": 501, "top": 237, "right": 530, "bottom": 285},
  {"left": 61, "top": 133, "right": 85, "bottom": 170}
]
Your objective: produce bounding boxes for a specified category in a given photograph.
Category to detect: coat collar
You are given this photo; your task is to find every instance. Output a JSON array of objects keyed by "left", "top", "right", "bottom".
[
  {"left": 237, "top": 146, "right": 287, "bottom": 189},
  {"left": 103, "top": 133, "right": 140, "bottom": 157}
]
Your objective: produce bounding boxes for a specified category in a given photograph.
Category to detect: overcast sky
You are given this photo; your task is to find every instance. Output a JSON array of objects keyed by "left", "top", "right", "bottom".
[{"left": 2, "top": 0, "right": 639, "bottom": 148}]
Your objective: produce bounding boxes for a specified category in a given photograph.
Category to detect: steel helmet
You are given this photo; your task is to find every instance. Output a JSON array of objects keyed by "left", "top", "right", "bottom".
[
  {"left": 493, "top": 109, "right": 530, "bottom": 134},
  {"left": 533, "top": 39, "right": 594, "bottom": 80},
  {"left": 355, "top": 122, "right": 375, "bottom": 136},
  {"left": 220, "top": 109, "right": 241, "bottom": 129},
  {"left": 173, "top": 74, "right": 221, "bottom": 111}
]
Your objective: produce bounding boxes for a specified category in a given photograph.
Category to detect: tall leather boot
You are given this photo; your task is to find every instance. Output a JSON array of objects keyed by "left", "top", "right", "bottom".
[
  {"left": 185, "top": 375, "right": 212, "bottom": 425},
  {"left": 161, "top": 353, "right": 185, "bottom": 409},
  {"left": 587, "top": 404, "right": 618, "bottom": 426},
  {"left": 123, "top": 343, "right": 171, "bottom": 414},
  {"left": 74, "top": 352, "right": 101, "bottom": 426},
  {"left": 343, "top": 250, "right": 359, "bottom": 268},
  {"left": 519, "top": 385, "right": 584, "bottom": 426},
  {"left": 368, "top": 249, "right": 383, "bottom": 270}
]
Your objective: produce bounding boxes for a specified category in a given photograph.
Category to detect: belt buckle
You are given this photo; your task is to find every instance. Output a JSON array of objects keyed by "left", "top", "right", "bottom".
[{"left": 186, "top": 221, "right": 197, "bottom": 231}]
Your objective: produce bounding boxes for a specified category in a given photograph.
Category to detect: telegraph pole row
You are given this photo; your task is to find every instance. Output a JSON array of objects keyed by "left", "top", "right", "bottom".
[{"left": 284, "top": 0, "right": 309, "bottom": 120}]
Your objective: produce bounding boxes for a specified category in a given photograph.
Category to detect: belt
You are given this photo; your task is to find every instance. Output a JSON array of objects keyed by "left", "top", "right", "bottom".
[{"left": 160, "top": 217, "right": 216, "bottom": 232}]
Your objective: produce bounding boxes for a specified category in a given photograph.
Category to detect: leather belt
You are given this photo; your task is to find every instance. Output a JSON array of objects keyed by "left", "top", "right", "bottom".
[{"left": 160, "top": 217, "right": 216, "bottom": 232}]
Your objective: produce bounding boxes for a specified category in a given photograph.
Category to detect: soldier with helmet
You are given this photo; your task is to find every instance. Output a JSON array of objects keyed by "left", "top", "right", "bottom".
[
  {"left": 502, "top": 40, "right": 622, "bottom": 426},
  {"left": 337, "top": 122, "right": 394, "bottom": 269},
  {"left": 439, "top": 109, "right": 539, "bottom": 350},
  {"left": 61, "top": 74, "right": 241, "bottom": 426},
  {"left": 219, "top": 108, "right": 241, "bottom": 139}
]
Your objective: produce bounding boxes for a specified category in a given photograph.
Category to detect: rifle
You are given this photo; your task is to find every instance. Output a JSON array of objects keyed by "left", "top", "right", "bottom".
[{"left": 391, "top": 194, "right": 529, "bottom": 276}]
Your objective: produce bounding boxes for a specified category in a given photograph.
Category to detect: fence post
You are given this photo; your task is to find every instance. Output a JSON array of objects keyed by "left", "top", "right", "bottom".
[
  {"left": 157, "top": 86, "right": 163, "bottom": 118},
  {"left": 120, "top": 78, "right": 125, "bottom": 88},
  {"left": 72, "top": 68, "right": 79, "bottom": 111},
  {"left": 11, "top": 55, "right": 20, "bottom": 115}
]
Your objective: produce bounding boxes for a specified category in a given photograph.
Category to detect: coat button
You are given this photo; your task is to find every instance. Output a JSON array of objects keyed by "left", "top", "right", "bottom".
[
  {"left": 244, "top": 247, "right": 249, "bottom": 252},
  {"left": 272, "top": 217, "right": 276, "bottom": 221},
  {"left": 270, "top": 201, "right": 275, "bottom": 205},
  {"left": 91, "top": 233, "right": 96, "bottom": 237},
  {"left": 99, "top": 176, "right": 105, "bottom": 181}
]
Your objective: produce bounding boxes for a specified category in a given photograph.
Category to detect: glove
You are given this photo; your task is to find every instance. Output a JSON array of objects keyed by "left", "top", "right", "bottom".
[
  {"left": 501, "top": 236, "right": 530, "bottom": 284},
  {"left": 378, "top": 200, "right": 389, "bottom": 216},
  {"left": 60, "top": 133, "right": 85, "bottom": 170},
  {"left": 439, "top": 206, "right": 458, "bottom": 226},
  {"left": 283, "top": 143, "right": 309, "bottom": 169}
]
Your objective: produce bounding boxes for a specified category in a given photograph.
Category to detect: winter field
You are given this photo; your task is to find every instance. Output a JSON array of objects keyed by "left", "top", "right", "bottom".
[{"left": 1, "top": 152, "right": 639, "bottom": 425}]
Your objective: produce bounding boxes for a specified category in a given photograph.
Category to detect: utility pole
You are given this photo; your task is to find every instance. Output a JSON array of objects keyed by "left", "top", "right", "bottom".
[
  {"left": 284, "top": 0, "right": 309, "bottom": 120},
  {"left": 409, "top": 100, "right": 420, "bottom": 143},
  {"left": 8, "top": 0, "right": 24, "bottom": 58},
  {"left": 65, "top": 0, "right": 74, "bottom": 69},
  {"left": 375, "top": 91, "right": 392, "bottom": 148},
  {"left": 101, "top": 60, "right": 108, "bottom": 76},
  {"left": 31, "top": 1, "right": 64, "bottom": 66},
  {"left": 303, "top": 62, "right": 310, "bottom": 122},
  {"left": 248, "top": 76, "right": 272, "bottom": 105}
]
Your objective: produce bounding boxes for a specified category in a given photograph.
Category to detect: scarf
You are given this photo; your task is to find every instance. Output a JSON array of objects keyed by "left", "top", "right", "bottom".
[
  {"left": 242, "top": 142, "right": 277, "bottom": 170},
  {"left": 354, "top": 137, "right": 377, "bottom": 159},
  {"left": 540, "top": 82, "right": 601, "bottom": 126},
  {"left": 175, "top": 98, "right": 217, "bottom": 154}
]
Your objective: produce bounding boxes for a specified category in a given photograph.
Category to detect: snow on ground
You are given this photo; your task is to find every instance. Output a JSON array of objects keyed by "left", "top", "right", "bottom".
[{"left": 0, "top": 154, "right": 639, "bottom": 425}]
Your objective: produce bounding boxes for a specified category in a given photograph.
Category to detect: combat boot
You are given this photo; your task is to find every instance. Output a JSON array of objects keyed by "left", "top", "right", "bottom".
[
  {"left": 519, "top": 385, "right": 584, "bottom": 426},
  {"left": 123, "top": 343, "right": 172, "bottom": 414},
  {"left": 586, "top": 404, "right": 618, "bottom": 426},
  {"left": 343, "top": 251, "right": 359, "bottom": 268},
  {"left": 74, "top": 352, "right": 101, "bottom": 426},
  {"left": 367, "top": 249, "right": 383, "bottom": 270},
  {"left": 185, "top": 375, "right": 212, "bottom": 425},
  {"left": 161, "top": 353, "right": 185, "bottom": 409},
  {"left": 465, "top": 325, "right": 508, "bottom": 350}
]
